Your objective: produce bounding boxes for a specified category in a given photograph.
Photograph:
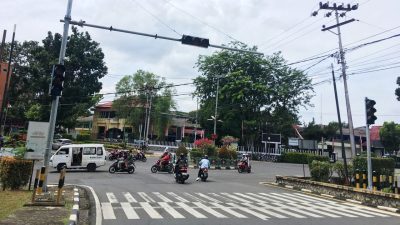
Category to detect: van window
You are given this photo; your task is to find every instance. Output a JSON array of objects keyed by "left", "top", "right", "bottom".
[
  {"left": 83, "top": 147, "right": 96, "bottom": 155},
  {"left": 96, "top": 147, "right": 103, "bottom": 155},
  {"left": 57, "top": 148, "right": 69, "bottom": 155}
]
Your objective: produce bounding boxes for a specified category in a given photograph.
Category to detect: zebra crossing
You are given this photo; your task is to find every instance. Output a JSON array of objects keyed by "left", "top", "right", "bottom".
[{"left": 100, "top": 191, "right": 400, "bottom": 220}]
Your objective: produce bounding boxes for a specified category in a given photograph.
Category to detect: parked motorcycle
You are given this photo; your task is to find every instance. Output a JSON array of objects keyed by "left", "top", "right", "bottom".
[
  {"left": 109, "top": 159, "right": 135, "bottom": 174},
  {"left": 237, "top": 161, "right": 251, "bottom": 173},
  {"left": 108, "top": 150, "right": 125, "bottom": 161},
  {"left": 199, "top": 168, "right": 208, "bottom": 181},
  {"left": 174, "top": 165, "right": 189, "bottom": 184},
  {"left": 151, "top": 159, "right": 174, "bottom": 173}
]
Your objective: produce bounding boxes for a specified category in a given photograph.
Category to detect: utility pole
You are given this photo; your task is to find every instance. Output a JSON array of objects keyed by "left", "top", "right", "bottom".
[
  {"left": 194, "top": 98, "right": 198, "bottom": 141},
  {"left": 313, "top": 2, "right": 359, "bottom": 157},
  {"left": 0, "top": 26, "right": 15, "bottom": 135},
  {"left": 331, "top": 64, "right": 349, "bottom": 183},
  {"left": 43, "top": 0, "right": 73, "bottom": 190},
  {"left": 145, "top": 91, "right": 153, "bottom": 142},
  {"left": 213, "top": 76, "right": 220, "bottom": 135}
]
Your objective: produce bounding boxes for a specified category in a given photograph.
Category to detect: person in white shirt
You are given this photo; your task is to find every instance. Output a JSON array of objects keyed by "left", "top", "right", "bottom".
[{"left": 196, "top": 155, "right": 210, "bottom": 181}]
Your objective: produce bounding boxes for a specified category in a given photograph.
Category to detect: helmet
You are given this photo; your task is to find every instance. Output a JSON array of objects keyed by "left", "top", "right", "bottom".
[
  {"left": 180, "top": 153, "right": 185, "bottom": 157},
  {"left": 164, "top": 147, "right": 170, "bottom": 153},
  {"left": 204, "top": 155, "right": 208, "bottom": 159}
]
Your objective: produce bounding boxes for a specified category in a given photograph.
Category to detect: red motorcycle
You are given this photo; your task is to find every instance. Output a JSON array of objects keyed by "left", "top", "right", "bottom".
[
  {"left": 237, "top": 161, "right": 251, "bottom": 173},
  {"left": 151, "top": 159, "right": 174, "bottom": 173}
]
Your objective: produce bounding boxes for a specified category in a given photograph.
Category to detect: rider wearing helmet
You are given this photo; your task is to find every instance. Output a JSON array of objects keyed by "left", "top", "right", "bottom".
[
  {"left": 174, "top": 153, "right": 187, "bottom": 176},
  {"left": 160, "top": 148, "right": 171, "bottom": 169},
  {"left": 196, "top": 155, "right": 210, "bottom": 181}
]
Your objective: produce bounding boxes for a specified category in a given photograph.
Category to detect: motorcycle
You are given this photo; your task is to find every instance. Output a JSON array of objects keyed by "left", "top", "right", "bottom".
[
  {"left": 133, "top": 152, "right": 147, "bottom": 162},
  {"left": 174, "top": 165, "right": 189, "bottom": 184},
  {"left": 237, "top": 161, "right": 251, "bottom": 173},
  {"left": 151, "top": 159, "right": 174, "bottom": 173},
  {"left": 108, "top": 150, "right": 124, "bottom": 161},
  {"left": 199, "top": 168, "right": 208, "bottom": 181},
  {"left": 109, "top": 158, "right": 135, "bottom": 174}
]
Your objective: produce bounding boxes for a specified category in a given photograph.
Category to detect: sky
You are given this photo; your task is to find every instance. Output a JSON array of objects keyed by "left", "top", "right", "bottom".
[{"left": 1, "top": 0, "right": 399, "bottom": 128}]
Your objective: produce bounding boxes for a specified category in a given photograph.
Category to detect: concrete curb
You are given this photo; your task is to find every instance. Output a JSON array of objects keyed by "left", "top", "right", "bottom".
[
  {"left": 69, "top": 187, "right": 80, "bottom": 225},
  {"left": 189, "top": 166, "right": 237, "bottom": 170},
  {"left": 262, "top": 181, "right": 400, "bottom": 214}
]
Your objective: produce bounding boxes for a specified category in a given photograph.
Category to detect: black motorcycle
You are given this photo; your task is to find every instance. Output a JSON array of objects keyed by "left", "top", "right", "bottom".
[
  {"left": 151, "top": 159, "right": 174, "bottom": 173},
  {"left": 133, "top": 153, "right": 147, "bottom": 162},
  {"left": 109, "top": 159, "right": 135, "bottom": 174},
  {"left": 199, "top": 168, "right": 208, "bottom": 181},
  {"left": 174, "top": 165, "right": 189, "bottom": 184}
]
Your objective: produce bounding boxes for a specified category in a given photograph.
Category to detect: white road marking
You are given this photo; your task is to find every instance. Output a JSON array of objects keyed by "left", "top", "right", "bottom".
[
  {"left": 211, "top": 203, "right": 247, "bottom": 218},
  {"left": 158, "top": 202, "right": 185, "bottom": 218},
  {"left": 258, "top": 203, "right": 306, "bottom": 218},
  {"left": 233, "top": 192, "right": 269, "bottom": 203},
  {"left": 106, "top": 192, "right": 118, "bottom": 203},
  {"left": 184, "top": 193, "right": 206, "bottom": 202},
  {"left": 101, "top": 202, "right": 116, "bottom": 219},
  {"left": 167, "top": 192, "right": 189, "bottom": 202},
  {"left": 140, "top": 202, "right": 163, "bottom": 219},
  {"left": 272, "top": 203, "right": 323, "bottom": 218},
  {"left": 176, "top": 202, "right": 207, "bottom": 218},
  {"left": 242, "top": 202, "right": 288, "bottom": 218},
  {"left": 343, "top": 203, "right": 400, "bottom": 217},
  {"left": 227, "top": 203, "right": 269, "bottom": 220},
  {"left": 138, "top": 192, "right": 155, "bottom": 202},
  {"left": 313, "top": 202, "right": 375, "bottom": 217},
  {"left": 271, "top": 193, "right": 313, "bottom": 203},
  {"left": 153, "top": 192, "right": 172, "bottom": 202},
  {"left": 80, "top": 185, "right": 102, "bottom": 225},
  {"left": 247, "top": 192, "right": 283, "bottom": 203},
  {"left": 196, "top": 193, "right": 222, "bottom": 203},
  {"left": 193, "top": 202, "right": 227, "bottom": 218},
  {"left": 286, "top": 203, "right": 341, "bottom": 218},
  {"left": 123, "top": 192, "right": 137, "bottom": 203},
  {"left": 259, "top": 193, "right": 297, "bottom": 203},
  {"left": 209, "top": 193, "right": 238, "bottom": 203},
  {"left": 293, "top": 193, "right": 337, "bottom": 203},
  {"left": 121, "top": 202, "right": 139, "bottom": 219},
  {"left": 221, "top": 192, "right": 252, "bottom": 203}
]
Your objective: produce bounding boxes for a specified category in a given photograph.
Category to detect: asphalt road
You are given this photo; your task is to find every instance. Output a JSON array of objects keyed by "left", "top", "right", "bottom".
[{"left": 44, "top": 156, "right": 400, "bottom": 225}]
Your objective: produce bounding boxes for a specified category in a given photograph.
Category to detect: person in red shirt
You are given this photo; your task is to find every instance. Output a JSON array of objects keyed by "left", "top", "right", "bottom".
[{"left": 160, "top": 148, "right": 171, "bottom": 169}]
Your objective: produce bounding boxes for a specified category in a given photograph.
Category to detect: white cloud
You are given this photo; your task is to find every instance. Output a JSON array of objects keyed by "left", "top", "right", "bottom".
[{"left": 1, "top": 0, "right": 399, "bottom": 127}]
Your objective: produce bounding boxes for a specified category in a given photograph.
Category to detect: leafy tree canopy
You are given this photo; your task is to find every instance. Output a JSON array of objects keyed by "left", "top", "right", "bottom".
[
  {"left": 193, "top": 42, "right": 314, "bottom": 145},
  {"left": 5, "top": 26, "right": 106, "bottom": 129},
  {"left": 379, "top": 121, "right": 400, "bottom": 153}
]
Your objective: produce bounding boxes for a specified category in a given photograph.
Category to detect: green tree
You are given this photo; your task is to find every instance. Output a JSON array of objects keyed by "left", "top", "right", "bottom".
[
  {"left": 379, "top": 121, "right": 400, "bottom": 153},
  {"left": 114, "top": 70, "right": 176, "bottom": 140},
  {"left": 5, "top": 27, "right": 106, "bottom": 129},
  {"left": 194, "top": 42, "right": 313, "bottom": 145}
]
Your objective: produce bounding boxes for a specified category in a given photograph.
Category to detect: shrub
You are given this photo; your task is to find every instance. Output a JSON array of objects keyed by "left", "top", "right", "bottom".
[
  {"left": 76, "top": 134, "right": 91, "bottom": 142},
  {"left": 280, "top": 152, "right": 329, "bottom": 164},
  {"left": 220, "top": 136, "right": 239, "bottom": 146},
  {"left": 309, "top": 160, "right": 332, "bottom": 182},
  {"left": 62, "top": 134, "right": 74, "bottom": 140},
  {"left": 218, "top": 146, "right": 230, "bottom": 159},
  {"left": 176, "top": 145, "right": 188, "bottom": 156},
  {"left": 0, "top": 157, "right": 33, "bottom": 190},
  {"left": 332, "top": 161, "right": 353, "bottom": 184},
  {"left": 227, "top": 145, "right": 238, "bottom": 159},
  {"left": 352, "top": 156, "right": 395, "bottom": 177},
  {"left": 189, "top": 148, "right": 203, "bottom": 159}
]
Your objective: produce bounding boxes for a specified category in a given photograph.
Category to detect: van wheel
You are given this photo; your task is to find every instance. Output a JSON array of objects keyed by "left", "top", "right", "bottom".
[
  {"left": 87, "top": 163, "right": 96, "bottom": 172},
  {"left": 57, "top": 164, "right": 66, "bottom": 172}
]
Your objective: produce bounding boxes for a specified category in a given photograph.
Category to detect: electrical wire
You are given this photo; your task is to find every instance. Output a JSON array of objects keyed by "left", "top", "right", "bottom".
[{"left": 131, "top": 0, "right": 182, "bottom": 36}]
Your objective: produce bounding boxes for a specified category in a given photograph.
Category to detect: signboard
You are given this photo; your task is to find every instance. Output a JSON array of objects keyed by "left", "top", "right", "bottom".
[
  {"left": 299, "top": 139, "right": 318, "bottom": 150},
  {"left": 288, "top": 137, "right": 299, "bottom": 146},
  {"left": 25, "top": 121, "right": 49, "bottom": 160},
  {"left": 262, "top": 133, "right": 281, "bottom": 143}
]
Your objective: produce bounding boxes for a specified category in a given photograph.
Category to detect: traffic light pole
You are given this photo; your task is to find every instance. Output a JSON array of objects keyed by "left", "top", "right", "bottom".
[
  {"left": 365, "top": 122, "right": 372, "bottom": 190},
  {"left": 43, "top": 0, "right": 73, "bottom": 191}
]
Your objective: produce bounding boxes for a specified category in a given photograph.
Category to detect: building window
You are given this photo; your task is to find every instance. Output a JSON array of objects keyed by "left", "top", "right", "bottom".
[{"left": 99, "top": 111, "right": 116, "bottom": 118}]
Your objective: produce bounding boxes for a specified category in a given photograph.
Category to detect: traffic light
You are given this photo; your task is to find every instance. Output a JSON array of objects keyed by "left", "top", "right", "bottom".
[
  {"left": 181, "top": 35, "right": 209, "bottom": 48},
  {"left": 50, "top": 64, "right": 66, "bottom": 97},
  {"left": 365, "top": 98, "right": 377, "bottom": 125}
]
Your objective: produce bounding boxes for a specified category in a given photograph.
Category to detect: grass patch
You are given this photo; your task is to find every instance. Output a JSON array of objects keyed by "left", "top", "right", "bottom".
[{"left": 0, "top": 190, "right": 32, "bottom": 220}]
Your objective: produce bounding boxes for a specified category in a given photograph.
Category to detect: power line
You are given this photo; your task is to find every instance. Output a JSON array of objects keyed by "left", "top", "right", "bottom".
[
  {"left": 131, "top": 0, "right": 182, "bottom": 36},
  {"left": 163, "top": 0, "right": 242, "bottom": 43}
]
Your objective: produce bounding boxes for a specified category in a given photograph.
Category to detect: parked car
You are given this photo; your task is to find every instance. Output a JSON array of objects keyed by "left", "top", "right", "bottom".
[{"left": 52, "top": 138, "right": 72, "bottom": 150}]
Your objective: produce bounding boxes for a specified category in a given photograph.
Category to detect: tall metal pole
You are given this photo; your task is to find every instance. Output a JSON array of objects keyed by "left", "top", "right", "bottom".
[
  {"left": 143, "top": 91, "right": 149, "bottom": 141},
  {"left": 194, "top": 98, "right": 198, "bottom": 141},
  {"left": 213, "top": 77, "right": 220, "bottom": 135},
  {"left": 0, "top": 30, "right": 6, "bottom": 62},
  {"left": 335, "top": 10, "right": 356, "bottom": 157},
  {"left": 145, "top": 92, "right": 153, "bottom": 142},
  {"left": 331, "top": 64, "right": 349, "bottom": 182},
  {"left": 44, "top": 0, "right": 73, "bottom": 189},
  {"left": 1, "top": 25, "right": 16, "bottom": 135},
  {"left": 365, "top": 98, "right": 372, "bottom": 189}
]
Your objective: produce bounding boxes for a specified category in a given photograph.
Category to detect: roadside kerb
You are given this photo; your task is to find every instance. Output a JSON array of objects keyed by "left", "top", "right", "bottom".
[
  {"left": 69, "top": 187, "right": 80, "bottom": 225},
  {"left": 262, "top": 175, "right": 400, "bottom": 214}
]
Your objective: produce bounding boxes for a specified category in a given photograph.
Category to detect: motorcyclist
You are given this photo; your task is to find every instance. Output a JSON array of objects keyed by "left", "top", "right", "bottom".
[
  {"left": 160, "top": 148, "right": 171, "bottom": 170},
  {"left": 196, "top": 155, "right": 210, "bottom": 181},
  {"left": 240, "top": 153, "right": 249, "bottom": 167},
  {"left": 124, "top": 150, "right": 134, "bottom": 168},
  {"left": 175, "top": 153, "right": 187, "bottom": 176}
]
